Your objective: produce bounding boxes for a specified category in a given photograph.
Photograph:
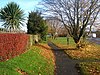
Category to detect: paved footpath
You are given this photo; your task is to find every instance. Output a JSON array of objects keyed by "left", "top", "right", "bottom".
[
  {"left": 48, "top": 42, "right": 80, "bottom": 75},
  {"left": 48, "top": 42, "right": 100, "bottom": 75},
  {"left": 88, "top": 38, "right": 100, "bottom": 45}
]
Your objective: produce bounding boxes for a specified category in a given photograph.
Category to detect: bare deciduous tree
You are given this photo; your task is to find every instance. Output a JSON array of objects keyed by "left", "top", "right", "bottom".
[
  {"left": 46, "top": 18, "right": 62, "bottom": 39},
  {"left": 41, "top": 0, "right": 100, "bottom": 48}
]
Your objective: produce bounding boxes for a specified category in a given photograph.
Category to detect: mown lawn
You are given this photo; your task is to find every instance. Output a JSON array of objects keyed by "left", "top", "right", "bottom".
[
  {"left": 51, "top": 37, "right": 75, "bottom": 45},
  {"left": 51, "top": 37, "right": 100, "bottom": 75},
  {"left": 51, "top": 37, "right": 76, "bottom": 48},
  {"left": 0, "top": 46, "right": 55, "bottom": 75}
]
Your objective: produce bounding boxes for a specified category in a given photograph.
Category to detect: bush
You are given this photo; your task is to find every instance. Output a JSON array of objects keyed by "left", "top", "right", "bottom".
[{"left": 0, "top": 33, "right": 29, "bottom": 61}]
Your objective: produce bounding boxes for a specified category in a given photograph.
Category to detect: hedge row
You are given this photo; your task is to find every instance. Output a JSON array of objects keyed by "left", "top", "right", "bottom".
[{"left": 0, "top": 33, "right": 29, "bottom": 61}]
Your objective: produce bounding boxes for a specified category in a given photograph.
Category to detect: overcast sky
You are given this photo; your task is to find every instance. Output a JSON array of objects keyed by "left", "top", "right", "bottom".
[{"left": 0, "top": 0, "right": 42, "bottom": 31}]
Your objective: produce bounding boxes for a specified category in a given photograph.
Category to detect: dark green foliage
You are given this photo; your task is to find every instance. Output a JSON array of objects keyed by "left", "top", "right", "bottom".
[
  {"left": 0, "top": 2, "right": 25, "bottom": 31},
  {"left": 27, "top": 11, "right": 48, "bottom": 40},
  {"left": 0, "top": 28, "right": 7, "bottom": 32}
]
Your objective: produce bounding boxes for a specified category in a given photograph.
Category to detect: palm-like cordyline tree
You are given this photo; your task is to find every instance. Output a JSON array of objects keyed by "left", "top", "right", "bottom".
[{"left": 0, "top": 2, "right": 25, "bottom": 32}]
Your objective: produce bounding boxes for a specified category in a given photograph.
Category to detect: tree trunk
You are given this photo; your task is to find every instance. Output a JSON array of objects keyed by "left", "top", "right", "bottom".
[{"left": 73, "top": 37, "right": 81, "bottom": 49}]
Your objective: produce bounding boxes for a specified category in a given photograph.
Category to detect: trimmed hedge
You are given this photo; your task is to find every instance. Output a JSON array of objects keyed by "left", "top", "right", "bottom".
[{"left": 0, "top": 33, "right": 29, "bottom": 61}]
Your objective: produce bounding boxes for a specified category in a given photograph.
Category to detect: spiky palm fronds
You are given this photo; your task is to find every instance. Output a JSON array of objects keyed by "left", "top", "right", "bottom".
[{"left": 0, "top": 2, "right": 25, "bottom": 31}]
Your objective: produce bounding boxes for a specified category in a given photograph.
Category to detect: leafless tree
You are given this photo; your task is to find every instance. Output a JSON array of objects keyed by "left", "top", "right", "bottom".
[
  {"left": 46, "top": 18, "right": 62, "bottom": 39},
  {"left": 41, "top": 0, "right": 100, "bottom": 48}
]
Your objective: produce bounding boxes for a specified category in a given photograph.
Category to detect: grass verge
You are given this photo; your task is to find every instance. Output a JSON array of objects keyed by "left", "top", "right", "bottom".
[
  {"left": 51, "top": 37, "right": 100, "bottom": 60},
  {"left": 65, "top": 42, "right": 100, "bottom": 60},
  {"left": 79, "top": 62, "right": 100, "bottom": 75},
  {"left": 0, "top": 46, "right": 55, "bottom": 75}
]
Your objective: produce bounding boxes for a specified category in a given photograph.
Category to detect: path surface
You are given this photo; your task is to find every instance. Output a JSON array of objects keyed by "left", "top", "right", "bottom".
[
  {"left": 88, "top": 38, "right": 100, "bottom": 45},
  {"left": 48, "top": 42, "right": 80, "bottom": 75}
]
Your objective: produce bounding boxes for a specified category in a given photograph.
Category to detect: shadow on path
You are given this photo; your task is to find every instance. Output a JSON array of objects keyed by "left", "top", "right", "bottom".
[{"left": 48, "top": 42, "right": 80, "bottom": 75}]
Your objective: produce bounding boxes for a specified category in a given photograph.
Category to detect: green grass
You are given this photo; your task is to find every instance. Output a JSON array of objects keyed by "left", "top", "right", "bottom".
[
  {"left": 51, "top": 37, "right": 67, "bottom": 45},
  {"left": 0, "top": 46, "right": 54, "bottom": 75},
  {"left": 51, "top": 37, "right": 75, "bottom": 45},
  {"left": 40, "top": 40, "right": 48, "bottom": 44}
]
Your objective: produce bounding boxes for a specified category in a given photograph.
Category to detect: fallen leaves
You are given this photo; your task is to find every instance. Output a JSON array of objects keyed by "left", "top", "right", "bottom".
[
  {"left": 35, "top": 44, "right": 55, "bottom": 65},
  {"left": 80, "top": 62, "right": 100, "bottom": 75},
  {"left": 17, "top": 69, "right": 28, "bottom": 75},
  {"left": 65, "top": 44, "right": 100, "bottom": 60}
]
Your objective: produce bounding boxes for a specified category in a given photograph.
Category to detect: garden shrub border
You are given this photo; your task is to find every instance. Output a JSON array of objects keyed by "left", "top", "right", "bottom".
[{"left": 0, "top": 33, "right": 29, "bottom": 61}]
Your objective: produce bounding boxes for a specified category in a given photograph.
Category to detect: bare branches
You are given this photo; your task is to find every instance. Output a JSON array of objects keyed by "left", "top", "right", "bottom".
[{"left": 41, "top": 0, "right": 100, "bottom": 43}]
